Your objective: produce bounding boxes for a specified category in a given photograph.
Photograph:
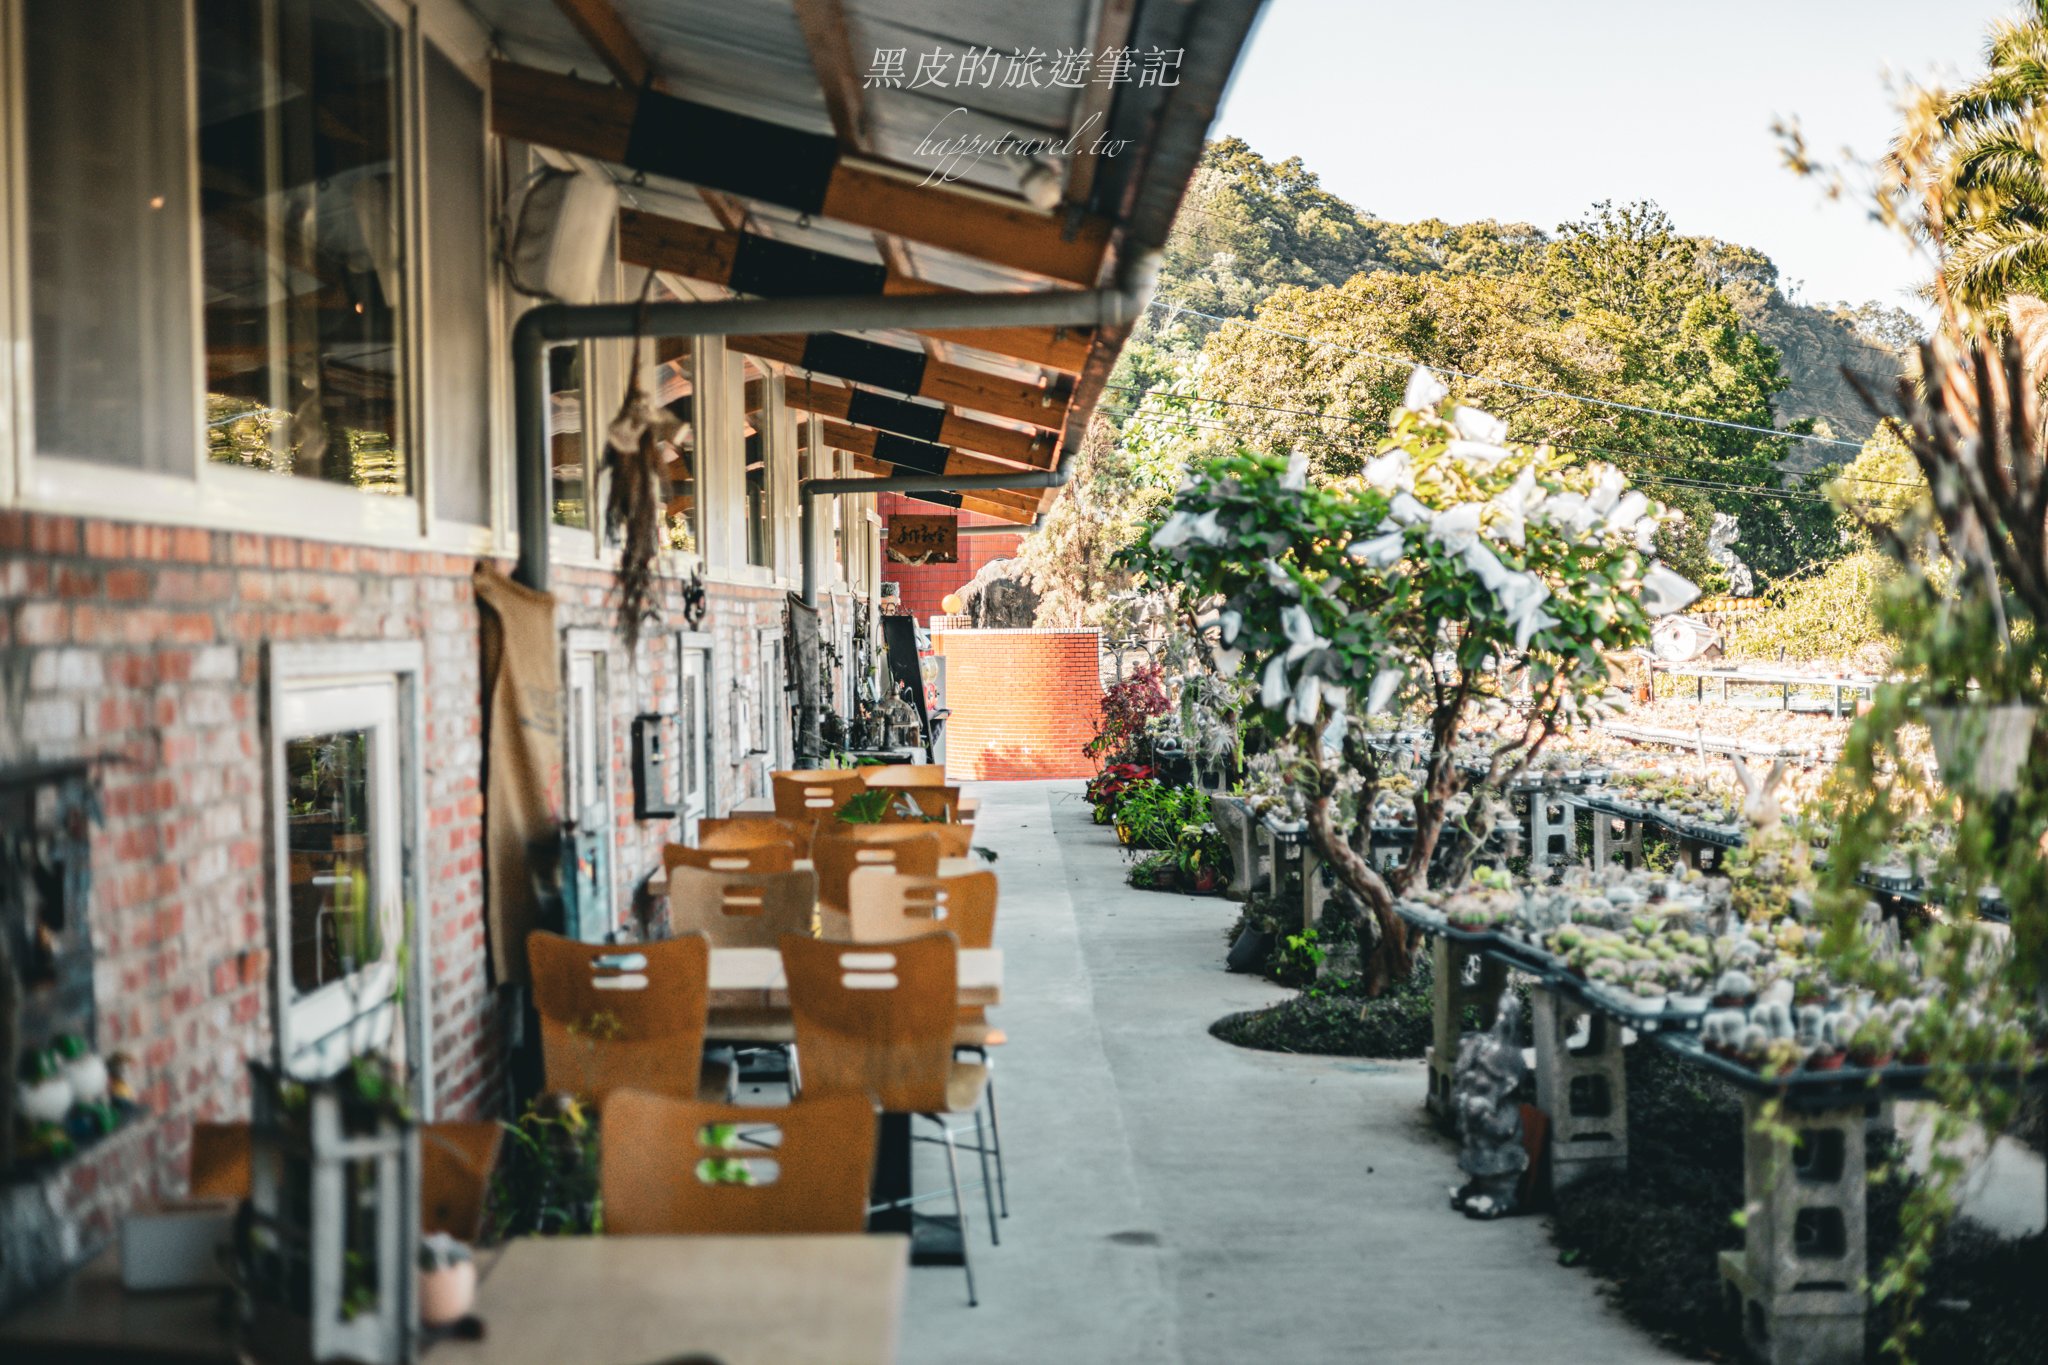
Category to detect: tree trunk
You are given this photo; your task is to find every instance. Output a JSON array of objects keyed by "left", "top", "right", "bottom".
[{"left": 1306, "top": 790, "right": 1409, "bottom": 993}]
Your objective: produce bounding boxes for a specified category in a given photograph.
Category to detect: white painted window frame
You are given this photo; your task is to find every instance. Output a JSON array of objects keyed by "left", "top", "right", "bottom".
[
  {"left": 265, "top": 639, "right": 433, "bottom": 1114},
  {"left": 0, "top": 0, "right": 507, "bottom": 558}
]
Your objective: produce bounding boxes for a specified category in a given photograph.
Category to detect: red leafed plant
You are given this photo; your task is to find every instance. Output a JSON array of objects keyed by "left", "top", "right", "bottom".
[
  {"left": 1084, "top": 763, "right": 1155, "bottom": 813},
  {"left": 1084, "top": 661, "right": 1170, "bottom": 767}
]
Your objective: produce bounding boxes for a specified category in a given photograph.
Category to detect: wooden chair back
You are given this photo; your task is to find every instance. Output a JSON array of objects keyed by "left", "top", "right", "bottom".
[
  {"left": 528, "top": 931, "right": 710, "bottom": 1109},
  {"left": 189, "top": 1120, "right": 502, "bottom": 1242},
  {"left": 876, "top": 785, "right": 963, "bottom": 823},
  {"left": 190, "top": 1122, "right": 251, "bottom": 1200},
  {"left": 668, "top": 865, "right": 818, "bottom": 947},
  {"left": 420, "top": 1122, "right": 504, "bottom": 1240},
  {"left": 810, "top": 826, "right": 942, "bottom": 914},
  {"left": 600, "top": 1089, "right": 876, "bottom": 1236},
  {"left": 847, "top": 869, "right": 997, "bottom": 948},
  {"left": 779, "top": 931, "right": 959, "bottom": 1114},
  {"left": 698, "top": 813, "right": 814, "bottom": 858},
  {"left": 771, "top": 770, "right": 867, "bottom": 822},
  {"left": 663, "top": 840, "right": 797, "bottom": 875},
  {"left": 861, "top": 764, "right": 948, "bottom": 787}
]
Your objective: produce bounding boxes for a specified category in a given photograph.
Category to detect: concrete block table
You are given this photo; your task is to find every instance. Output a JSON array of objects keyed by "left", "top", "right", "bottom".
[
  {"left": 1424, "top": 934, "right": 1508, "bottom": 1127},
  {"left": 1530, "top": 986, "right": 1630, "bottom": 1190}
]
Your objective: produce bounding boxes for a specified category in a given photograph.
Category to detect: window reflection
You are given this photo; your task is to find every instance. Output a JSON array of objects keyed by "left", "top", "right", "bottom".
[
  {"left": 198, "top": 0, "right": 407, "bottom": 492},
  {"left": 657, "top": 340, "right": 698, "bottom": 554},
  {"left": 744, "top": 362, "right": 771, "bottom": 568},
  {"left": 284, "top": 729, "right": 380, "bottom": 995},
  {"left": 550, "top": 345, "right": 586, "bottom": 528}
]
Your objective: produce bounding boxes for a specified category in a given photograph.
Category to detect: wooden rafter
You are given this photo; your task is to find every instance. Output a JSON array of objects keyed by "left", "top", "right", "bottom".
[
  {"left": 1062, "top": 0, "right": 1139, "bottom": 210},
  {"left": 791, "top": 0, "right": 866, "bottom": 150},
  {"left": 618, "top": 209, "right": 1092, "bottom": 374},
  {"left": 490, "top": 61, "right": 1114, "bottom": 286},
  {"left": 826, "top": 422, "right": 1042, "bottom": 497},
  {"left": 550, "top": 0, "right": 651, "bottom": 90},
  {"left": 783, "top": 376, "right": 1054, "bottom": 469},
  {"left": 726, "top": 333, "right": 1066, "bottom": 432}
]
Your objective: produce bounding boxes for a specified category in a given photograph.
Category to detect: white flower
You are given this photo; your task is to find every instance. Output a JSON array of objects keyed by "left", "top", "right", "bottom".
[
  {"left": 1289, "top": 670, "right": 1322, "bottom": 727},
  {"left": 1280, "top": 448, "right": 1310, "bottom": 492},
  {"left": 1461, "top": 539, "right": 1514, "bottom": 593},
  {"left": 1280, "top": 604, "right": 1325, "bottom": 663},
  {"left": 1214, "top": 647, "right": 1243, "bottom": 675},
  {"left": 1151, "top": 511, "right": 1196, "bottom": 548},
  {"left": 1347, "top": 530, "right": 1406, "bottom": 568},
  {"left": 1220, "top": 609, "right": 1242, "bottom": 645},
  {"left": 1514, "top": 606, "right": 1558, "bottom": 652},
  {"left": 1402, "top": 365, "right": 1448, "bottom": 412},
  {"left": 1587, "top": 465, "right": 1627, "bottom": 516},
  {"left": 1604, "top": 490, "right": 1649, "bottom": 535},
  {"left": 1635, "top": 517, "right": 1660, "bottom": 554},
  {"left": 1367, "top": 668, "right": 1405, "bottom": 715},
  {"left": 1446, "top": 439, "right": 1509, "bottom": 466},
  {"left": 1537, "top": 491, "right": 1600, "bottom": 537},
  {"left": 1427, "top": 502, "right": 1483, "bottom": 553},
  {"left": 1641, "top": 563, "right": 1701, "bottom": 616},
  {"left": 1387, "top": 492, "right": 1430, "bottom": 526},
  {"left": 1451, "top": 405, "right": 1509, "bottom": 445},
  {"left": 1260, "top": 655, "right": 1291, "bottom": 712},
  {"left": 1488, "top": 467, "right": 1544, "bottom": 547},
  {"left": 1265, "top": 559, "right": 1299, "bottom": 596},
  {"left": 1363, "top": 449, "right": 1413, "bottom": 493}
]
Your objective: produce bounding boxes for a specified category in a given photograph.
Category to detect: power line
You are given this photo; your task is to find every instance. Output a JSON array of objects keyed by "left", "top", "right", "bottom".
[
  {"left": 1145, "top": 298, "right": 1869, "bottom": 452},
  {"left": 1097, "top": 386, "right": 1925, "bottom": 493}
]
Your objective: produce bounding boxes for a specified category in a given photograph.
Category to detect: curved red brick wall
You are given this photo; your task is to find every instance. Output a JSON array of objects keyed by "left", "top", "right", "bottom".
[{"left": 934, "top": 628, "right": 1102, "bottom": 780}]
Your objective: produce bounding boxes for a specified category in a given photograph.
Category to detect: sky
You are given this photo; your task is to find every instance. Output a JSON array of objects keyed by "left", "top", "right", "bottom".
[{"left": 1212, "top": 0, "right": 2012, "bottom": 312}]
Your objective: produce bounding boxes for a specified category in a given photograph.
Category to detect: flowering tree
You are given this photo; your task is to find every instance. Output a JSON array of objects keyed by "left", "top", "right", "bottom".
[{"left": 1128, "top": 368, "right": 1697, "bottom": 990}]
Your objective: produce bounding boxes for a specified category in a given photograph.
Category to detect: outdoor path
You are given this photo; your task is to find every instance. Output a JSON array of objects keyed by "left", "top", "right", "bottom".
[{"left": 899, "top": 778, "right": 1683, "bottom": 1365}]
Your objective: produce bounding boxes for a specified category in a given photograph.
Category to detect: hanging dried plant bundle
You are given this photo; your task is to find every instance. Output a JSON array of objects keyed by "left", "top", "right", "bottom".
[{"left": 603, "top": 289, "right": 680, "bottom": 651}]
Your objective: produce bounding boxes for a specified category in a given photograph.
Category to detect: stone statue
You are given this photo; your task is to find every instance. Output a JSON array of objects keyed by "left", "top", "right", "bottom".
[
  {"left": 958, "top": 557, "right": 1041, "bottom": 629},
  {"left": 1449, "top": 989, "right": 1528, "bottom": 1220}
]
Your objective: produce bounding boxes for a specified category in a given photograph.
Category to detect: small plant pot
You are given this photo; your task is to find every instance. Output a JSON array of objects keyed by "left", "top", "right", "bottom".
[
  {"left": 1848, "top": 1049, "right": 1893, "bottom": 1071},
  {"left": 419, "top": 1261, "right": 476, "bottom": 1328},
  {"left": 1667, "top": 993, "right": 1709, "bottom": 1015},
  {"left": 1805, "top": 1051, "right": 1846, "bottom": 1073},
  {"left": 1226, "top": 926, "right": 1276, "bottom": 974},
  {"left": 1901, "top": 1049, "right": 1932, "bottom": 1067},
  {"left": 1192, "top": 868, "right": 1221, "bottom": 894},
  {"left": 1712, "top": 994, "right": 1757, "bottom": 1010}
]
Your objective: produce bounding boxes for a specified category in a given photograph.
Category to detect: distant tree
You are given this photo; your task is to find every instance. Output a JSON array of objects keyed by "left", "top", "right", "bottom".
[{"left": 1012, "top": 420, "right": 1166, "bottom": 629}]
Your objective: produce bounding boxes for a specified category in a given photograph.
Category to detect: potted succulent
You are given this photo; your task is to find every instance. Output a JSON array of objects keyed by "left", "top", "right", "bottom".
[
  {"left": 417, "top": 1233, "right": 476, "bottom": 1330},
  {"left": 1847, "top": 1014, "right": 1896, "bottom": 1070}
]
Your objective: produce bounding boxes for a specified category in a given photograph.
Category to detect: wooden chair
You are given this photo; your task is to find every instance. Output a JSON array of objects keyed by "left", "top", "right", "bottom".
[
  {"left": 527, "top": 931, "right": 727, "bottom": 1110},
  {"left": 189, "top": 1120, "right": 502, "bottom": 1242},
  {"left": 698, "top": 813, "right": 814, "bottom": 858},
  {"left": 663, "top": 840, "right": 797, "bottom": 875},
  {"left": 877, "top": 785, "right": 964, "bottom": 823},
  {"left": 771, "top": 770, "right": 867, "bottom": 823},
  {"left": 860, "top": 764, "right": 948, "bottom": 787},
  {"left": 809, "top": 826, "right": 942, "bottom": 935},
  {"left": 599, "top": 1089, "right": 876, "bottom": 1236},
  {"left": 668, "top": 865, "right": 818, "bottom": 948},
  {"left": 847, "top": 868, "right": 1010, "bottom": 1224},
  {"left": 780, "top": 931, "right": 987, "bottom": 1303},
  {"left": 420, "top": 1122, "right": 504, "bottom": 1240}
]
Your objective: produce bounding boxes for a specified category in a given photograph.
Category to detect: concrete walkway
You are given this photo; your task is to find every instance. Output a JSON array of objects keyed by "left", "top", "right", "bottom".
[{"left": 899, "top": 779, "right": 1682, "bottom": 1365}]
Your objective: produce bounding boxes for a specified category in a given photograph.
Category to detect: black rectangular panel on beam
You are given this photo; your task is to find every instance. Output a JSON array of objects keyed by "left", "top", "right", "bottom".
[
  {"left": 624, "top": 91, "right": 838, "bottom": 215},
  {"left": 846, "top": 389, "right": 947, "bottom": 444},
  {"left": 802, "top": 334, "right": 928, "bottom": 396},
  {"left": 899, "top": 489, "right": 963, "bottom": 509},
  {"left": 729, "top": 234, "right": 889, "bottom": 298},
  {"left": 874, "top": 432, "right": 952, "bottom": 475}
]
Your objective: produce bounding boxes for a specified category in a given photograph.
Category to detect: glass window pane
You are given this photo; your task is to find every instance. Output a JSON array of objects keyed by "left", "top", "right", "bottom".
[
  {"left": 198, "top": 0, "right": 409, "bottom": 493},
  {"left": 549, "top": 344, "right": 586, "bottom": 527},
  {"left": 284, "top": 729, "right": 380, "bottom": 996},
  {"left": 424, "top": 46, "right": 490, "bottom": 525},
  {"left": 25, "top": 0, "right": 197, "bottom": 473},
  {"left": 658, "top": 340, "right": 698, "bottom": 554},
  {"left": 744, "top": 362, "right": 770, "bottom": 568}
]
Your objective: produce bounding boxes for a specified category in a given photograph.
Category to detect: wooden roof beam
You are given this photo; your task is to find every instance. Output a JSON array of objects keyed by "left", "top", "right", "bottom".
[
  {"left": 725, "top": 334, "right": 1067, "bottom": 433},
  {"left": 619, "top": 209, "right": 1092, "bottom": 374},
  {"left": 550, "top": 0, "right": 651, "bottom": 90},
  {"left": 490, "top": 61, "right": 1115, "bottom": 286},
  {"left": 783, "top": 376, "right": 1055, "bottom": 470}
]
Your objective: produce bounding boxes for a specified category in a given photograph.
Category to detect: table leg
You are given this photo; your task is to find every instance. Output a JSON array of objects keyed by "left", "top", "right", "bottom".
[
  {"left": 1426, "top": 936, "right": 1506, "bottom": 1128},
  {"left": 1719, "top": 1095, "right": 1867, "bottom": 1365}
]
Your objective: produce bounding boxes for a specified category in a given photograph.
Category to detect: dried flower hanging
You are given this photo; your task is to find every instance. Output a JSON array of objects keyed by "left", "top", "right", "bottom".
[{"left": 603, "top": 283, "right": 679, "bottom": 651}]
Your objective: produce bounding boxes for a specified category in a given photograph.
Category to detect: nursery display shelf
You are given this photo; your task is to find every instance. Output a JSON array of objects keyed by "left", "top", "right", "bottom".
[
  {"left": 1597, "top": 721, "right": 1835, "bottom": 763},
  {"left": 1573, "top": 792, "right": 1747, "bottom": 849},
  {"left": 1653, "top": 1033, "right": 2048, "bottom": 1113}
]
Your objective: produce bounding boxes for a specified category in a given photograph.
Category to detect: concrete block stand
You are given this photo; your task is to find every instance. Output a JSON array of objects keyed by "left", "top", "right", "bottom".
[
  {"left": 1718, "top": 1095, "right": 1867, "bottom": 1365},
  {"left": 1425, "top": 935, "right": 1507, "bottom": 1127},
  {"left": 1531, "top": 987, "right": 1629, "bottom": 1190}
]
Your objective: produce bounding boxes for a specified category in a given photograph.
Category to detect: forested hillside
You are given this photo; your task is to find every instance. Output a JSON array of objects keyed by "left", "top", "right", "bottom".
[{"left": 1100, "top": 139, "right": 1920, "bottom": 586}]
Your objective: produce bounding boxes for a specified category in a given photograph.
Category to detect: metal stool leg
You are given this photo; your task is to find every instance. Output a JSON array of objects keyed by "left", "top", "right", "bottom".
[
  {"left": 985, "top": 1070, "right": 1008, "bottom": 1218},
  {"left": 931, "top": 1117, "right": 978, "bottom": 1306},
  {"left": 972, "top": 1107, "right": 999, "bottom": 1245}
]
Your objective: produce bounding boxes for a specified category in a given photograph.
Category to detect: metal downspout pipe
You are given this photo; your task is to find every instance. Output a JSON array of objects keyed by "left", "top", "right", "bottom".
[{"left": 509, "top": 282, "right": 1153, "bottom": 591}]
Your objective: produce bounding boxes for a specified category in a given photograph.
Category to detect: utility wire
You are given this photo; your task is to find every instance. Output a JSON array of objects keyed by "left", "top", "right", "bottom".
[{"left": 1144, "top": 298, "right": 1869, "bottom": 451}]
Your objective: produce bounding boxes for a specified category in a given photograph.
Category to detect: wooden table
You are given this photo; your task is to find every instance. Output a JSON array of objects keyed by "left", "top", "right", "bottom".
[{"left": 0, "top": 1234, "right": 908, "bottom": 1365}]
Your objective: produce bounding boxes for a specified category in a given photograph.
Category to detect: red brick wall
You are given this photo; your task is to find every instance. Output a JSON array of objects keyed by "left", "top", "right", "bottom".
[
  {"left": 877, "top": 493, "right": 1020, "bottom": 623},
  {"left": 934, "top": 628, "right": 1101, "bottom": 780},
  {"left": 0, "top": 510, "right": 828, "bottom": 1301}
]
